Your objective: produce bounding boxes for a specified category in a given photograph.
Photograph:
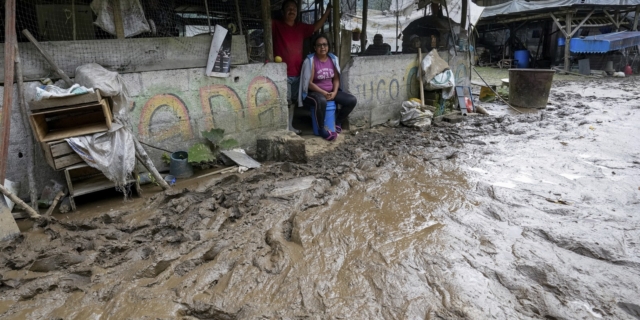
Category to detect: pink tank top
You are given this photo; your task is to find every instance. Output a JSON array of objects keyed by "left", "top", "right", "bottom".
[{"left": 313, "top": 57, "right": 335, "bottom": 92}]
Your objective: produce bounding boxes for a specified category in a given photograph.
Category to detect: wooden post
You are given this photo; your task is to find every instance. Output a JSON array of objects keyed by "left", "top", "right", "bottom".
[
  {"left": 235, "top": 0, "right": 244, "bottom": 35},
  {"left": 262, "top": 0, "right": 274, "bottom": 62},
  {"left": 72, "top": 0, "right": 77, "bottom": 40},
  {"left": 1, "top": 0, "right": 17, "bottom": 185},
  {"left": 204, "top": 0, "right": 212, "bottom": 34},
  {"left": 22, "top": 29, "right": 74, "bottom": 86},
  {"left": 333, "top": 0, "right": 341, "bottom": 58},
  {"left": 113, "top": 0, "right": 125, "bottom": 39},
  {"left": 14, "top": 45, "right": 39, "bottom": 213},
  {"left": 564, "top": 11, "right": 572, "bottom": 73},
  {"left": 634, "top": 5, "right": 640, "bottom": 31},
  {"left": 460, "top": 0, "right": 468, "bottom": 34},
  {"left": 361, "top": 0, "right": 368, "bottom": 53}
]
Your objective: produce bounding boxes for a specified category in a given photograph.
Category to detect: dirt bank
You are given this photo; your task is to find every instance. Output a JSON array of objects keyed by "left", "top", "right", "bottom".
[{"left": 1, "top": 77, "right": 640, "bottom": 319}]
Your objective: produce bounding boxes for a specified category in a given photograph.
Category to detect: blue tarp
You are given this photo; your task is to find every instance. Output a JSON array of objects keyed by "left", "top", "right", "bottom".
[{"left": 570, "top": 31, "right": 640, "bottom": 53}]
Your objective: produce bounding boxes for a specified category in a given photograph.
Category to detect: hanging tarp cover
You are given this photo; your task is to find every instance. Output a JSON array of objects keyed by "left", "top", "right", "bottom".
[
  {"left": 482, "top": 0, "right": 640, "bottom": 19},
  {"left": 570, "top": 31, "right": 640, "bottom": 53}
]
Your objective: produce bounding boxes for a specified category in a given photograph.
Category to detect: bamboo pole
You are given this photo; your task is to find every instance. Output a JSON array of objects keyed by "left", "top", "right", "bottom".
[
  {"left": 132, "top": 138, "right": 171, "bottom": 190},
  {"left": 113, "top": 0, "right": 125, "bottom": 39},
  {"left": 1, "top": 0, "right": 17, "bottom": 185},
  {"left": 14, "top": 45, "right": 39, "bottom": 213},
  {"left": 204, "top": 0, "right": 212, "bottom": 34},
  {"left": 0, "top": 183, "right": 41, "bottom": 219},
  {"left": 45, "top": 191, "right": 65, "bottom": 216},
  {"left": 262, "top": 0, "right": 274, "bottom": 62},
  {"left": 564, "top": 11, "right": 572, "bottom": 73},
  {"left": 22, "top": 29, "right": 74, "bottom": 86}
]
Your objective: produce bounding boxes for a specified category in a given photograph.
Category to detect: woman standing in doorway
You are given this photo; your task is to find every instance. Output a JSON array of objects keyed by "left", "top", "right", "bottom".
[{"left": 299, "top": 34, "right": 357, "bottom": 141}]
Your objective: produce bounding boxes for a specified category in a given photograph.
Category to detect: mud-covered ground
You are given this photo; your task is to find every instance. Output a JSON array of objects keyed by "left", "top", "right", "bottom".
[{"left": 1, "top": 78, "right": 640, "bottom": 319}]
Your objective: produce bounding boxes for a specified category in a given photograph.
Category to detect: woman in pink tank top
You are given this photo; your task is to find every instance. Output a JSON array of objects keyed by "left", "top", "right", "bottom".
[{"left": 302, "top": 34, "right": 358, "bottom": 141}]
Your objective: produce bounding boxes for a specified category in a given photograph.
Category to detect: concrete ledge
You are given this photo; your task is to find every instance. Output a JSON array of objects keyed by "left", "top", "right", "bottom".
[{"left": 256, "top": 130, "right": 306, "bottom": 163}]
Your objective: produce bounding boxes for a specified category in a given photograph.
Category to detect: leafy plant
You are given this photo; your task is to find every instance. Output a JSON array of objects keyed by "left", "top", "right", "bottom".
[
  {"left": 186, "top": 129, "right": 240, "bottom": 166},
  {"left": 188, "top": 143, "right": 217, "bottom": 163},
  {"left": 161, "top": 153, "right": 171, "bottom": 165},
  {"left": 353, "top": 27, "right": 361, "bottom": 33}
]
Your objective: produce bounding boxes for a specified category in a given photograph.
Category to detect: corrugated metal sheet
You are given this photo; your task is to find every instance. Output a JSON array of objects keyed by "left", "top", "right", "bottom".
[{"left": 570, "top": 31, "right": 640, "bottom": 53}]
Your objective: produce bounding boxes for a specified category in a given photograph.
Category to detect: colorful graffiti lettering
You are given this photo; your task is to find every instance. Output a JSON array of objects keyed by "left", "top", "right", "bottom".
[
  {"left": 137, "top": 75, "right": 282, "bottom": 143},
  {"left": 138, "top": 93, "right": 193, "bottom": 141},
  {"left": 199, "top": 84, "right": 244, "bottom": 130}
]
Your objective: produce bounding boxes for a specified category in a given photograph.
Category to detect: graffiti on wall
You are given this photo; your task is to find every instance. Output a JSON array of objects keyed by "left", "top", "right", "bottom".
[
  {"left": 350, "top": 56, "right": 470, "bottom": 104},
  {"left": 137, "top": 76, "right": 282, "bottom": 142}
]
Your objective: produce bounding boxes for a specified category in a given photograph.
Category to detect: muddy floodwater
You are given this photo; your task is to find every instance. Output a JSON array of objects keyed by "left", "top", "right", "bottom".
[{"left": 1, "top": 78, "right": 640, "bottom": 319}]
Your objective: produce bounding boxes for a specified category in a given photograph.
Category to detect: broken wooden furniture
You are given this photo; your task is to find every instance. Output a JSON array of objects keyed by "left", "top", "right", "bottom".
[
  {"left": 64, "top": 162, "right": 141, "bottom": 211},
  {"left": 28, "top": 90, "right": 111, "bottom": 170}
]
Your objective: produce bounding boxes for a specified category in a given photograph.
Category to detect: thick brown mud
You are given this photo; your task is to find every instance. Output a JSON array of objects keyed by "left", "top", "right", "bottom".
[{"left": 1, "top": 78, "right": 640, "bottom": 319}]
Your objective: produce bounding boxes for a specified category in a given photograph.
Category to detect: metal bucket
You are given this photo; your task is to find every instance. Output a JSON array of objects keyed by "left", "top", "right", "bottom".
[
  {"left": 508, "top": 69, "right": 555, "bottom": 109},
  {"left": 169, "top": 151, "right": 193, "bottom": 179}
]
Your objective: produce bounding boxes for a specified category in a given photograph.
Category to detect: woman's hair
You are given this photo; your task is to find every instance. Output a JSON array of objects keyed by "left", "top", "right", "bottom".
[
  {"left": 312, "top": 33, "right": 330, "bottom": 49},
  {"left": 281, "top": 0, "right": 298, "bottom": 12}
]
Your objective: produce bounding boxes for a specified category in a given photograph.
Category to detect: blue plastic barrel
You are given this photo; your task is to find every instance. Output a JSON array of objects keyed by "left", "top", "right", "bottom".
[
  {"left": 514, "top": 50, "right": 530, "bottom": 68},
  {"left": 557, "top": 37, "right": 566, "bottom": 46},
  {"left": 311, "top": 100, "right": 336, "bottom": 136}
]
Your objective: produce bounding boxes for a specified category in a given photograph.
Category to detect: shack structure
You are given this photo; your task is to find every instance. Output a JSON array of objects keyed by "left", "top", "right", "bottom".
[{"left": 475, "top": 0, "right": 640, "bottom": 72}]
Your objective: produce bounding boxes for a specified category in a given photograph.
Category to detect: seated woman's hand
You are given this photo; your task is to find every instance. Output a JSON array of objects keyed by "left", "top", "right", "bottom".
[{"left": 326, "top": 92, "right": 336, "bottom": 100}]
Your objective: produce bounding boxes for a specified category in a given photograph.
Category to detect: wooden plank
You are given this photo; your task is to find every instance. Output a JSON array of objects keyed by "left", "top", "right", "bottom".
[
  {"left": 53, "top": 153, "right": 83, "bottom": 170},
  {"left": 50, "top": 141, "right": 73, "bottom": 157},
  {"left": 40, "top": 142, "right": 56, "bottom": 170},
  {"left": 40, "top": 123, "right": 109, "bottom": 142},
  {"left": 71, "top": 174, "right": 136, "bottom": 197},
  {"left": 0, "top": 36, "right": 251, "bottom": 82},
  {"left": 30, "top": 99, "right": 104, "bottom": 115},
  {"left": 29, "top": 91, "right": 101, "bottom": 111}
]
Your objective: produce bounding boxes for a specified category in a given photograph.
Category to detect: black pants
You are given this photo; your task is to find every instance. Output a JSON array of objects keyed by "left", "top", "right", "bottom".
[{"left": 303, "top": 91, "right": 357, "bottom": 137}]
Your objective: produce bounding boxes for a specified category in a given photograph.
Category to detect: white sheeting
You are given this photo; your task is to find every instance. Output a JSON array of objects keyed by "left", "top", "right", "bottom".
[
  {"left": 69, "top": 64, "right": 136, "bottom": 190},
  {"left": 482, "top": 0, "right": 640, "bottom": 19},
  {"left": 391, "top": 1, "right": 484, "bottom": 29}
]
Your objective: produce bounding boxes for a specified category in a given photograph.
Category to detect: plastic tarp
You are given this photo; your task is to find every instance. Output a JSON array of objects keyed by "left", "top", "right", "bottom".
[
  {"left": 391, "top": 0, "right": 484, "bottom": 29},
  {"left": 90, "top": 0, "right": 150, "bottom": 38},
  {"left": 570, "top": 31, "right": 640, "bottom": 53},
  {"left": 68, "top": 64, "right": 136, "bottom": 192},
  {"left": 482, "top": 0, "right": 640, "bottom": 19}
]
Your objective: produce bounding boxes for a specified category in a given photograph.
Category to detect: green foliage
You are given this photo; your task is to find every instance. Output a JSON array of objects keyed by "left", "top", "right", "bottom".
[
  {"left": 219, "top": 138, "right": 238, "bottom": 150},
  {"left": 202, "top": 128, "right": 225, "bottom": 145},
  {"left": 161, "top": 153, "right": 171, "bottom": 165},
  {"left": 188, "top": 143, "right": 217, "bottom": 163}
]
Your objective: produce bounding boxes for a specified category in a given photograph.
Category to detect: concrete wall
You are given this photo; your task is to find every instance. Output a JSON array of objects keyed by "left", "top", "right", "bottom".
[
  {"left": 342, "top": 52, "right": 470, "bottom": 127},
  {"left": 1, "top": 62, "right": 288, "bottom": 198}
]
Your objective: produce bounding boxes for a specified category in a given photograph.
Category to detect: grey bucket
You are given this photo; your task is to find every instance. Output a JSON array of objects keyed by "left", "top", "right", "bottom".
[{"left": 169, "top": 151, "right": 193, "bottom": 179}]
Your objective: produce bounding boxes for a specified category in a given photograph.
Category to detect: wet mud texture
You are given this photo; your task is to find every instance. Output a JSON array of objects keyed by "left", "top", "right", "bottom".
[{"left": 2, "top": 78, "right": 640, "bottom": 319}]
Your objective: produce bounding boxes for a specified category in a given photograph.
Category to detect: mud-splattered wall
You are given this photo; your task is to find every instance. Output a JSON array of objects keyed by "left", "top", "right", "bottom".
[
  {"left": 342, "top": 52, "right": 470, "bottom": 127},
  {"left": 2, "top": 63, "right": 288, "bottom": 198}
]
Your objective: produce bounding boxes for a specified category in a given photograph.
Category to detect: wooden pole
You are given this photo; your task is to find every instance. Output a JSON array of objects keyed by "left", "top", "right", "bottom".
[
  {"left": 235, "top": 0, "right": 244, "bottom": 35},
  {"left": 72, "top": 0, "right": 77, "bottom": 40},
  {"left": 361, "top": 0, "right": 368, "bottom": 53},
  {"left": 22, "top": 29, "right": 74, "bottom": 86},
  {"left": 132, "top": 138, "right": 171, "bottom": 190},
  {"left": 113, "top": 0, "right": 125, "bottom": 39},
  {"left": 1, "top": 0, "right": 17, "bottom": 186},
  {"left": 14, "top": 45, "right": 39, "bottom": 213},
  {"left": 204, "top": 0, "right": 212, "bottom": 34},
  {"left": 262, "top": 0, "right": 274, "bottom": 62},
  {"left": 0, "top": 183, "right": 41, "bottom": 219},
  {"left": 634, "top": 5, "right": 640, "bottom": 31},
  {"left": 418, "top": 48, "right": 424, "bottom": 105},
  {"left": 564, "top": 11, "right": 572, "bottom": 73},
  {"left": 333, "top": 0, "right": 341, "bottom": 57}
]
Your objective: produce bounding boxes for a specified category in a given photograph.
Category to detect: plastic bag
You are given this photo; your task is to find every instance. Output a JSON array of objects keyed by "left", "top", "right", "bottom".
[
  {"left": 34, "top": 84, "right": 94, "bottom": 101},
  {"left": 400, "top": 100, "right": 433, "bottom": 130},
  {"left": 74, "top": 63, "right": 129, "bottom": 120},
  {"left": 426, "top": 70, "right": 456, "bottom": 99},
  {"left": 90, "top": 0, "right": 150, "bottom": 38}
]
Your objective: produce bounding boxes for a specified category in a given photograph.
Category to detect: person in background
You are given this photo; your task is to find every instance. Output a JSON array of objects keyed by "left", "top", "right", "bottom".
[
  {"left": 272, "top": 0, "right": 332, "bottom": 134},
  {"left": 362, "top": 34, "right": 392, "bottom": 56},
  {"left": 299, "top": 34, "right": 357, "bottom": 141}
]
